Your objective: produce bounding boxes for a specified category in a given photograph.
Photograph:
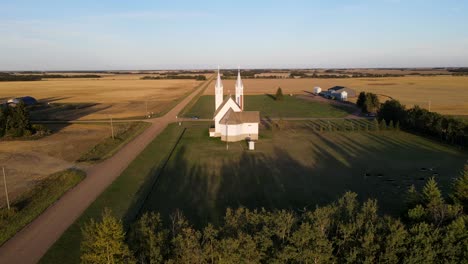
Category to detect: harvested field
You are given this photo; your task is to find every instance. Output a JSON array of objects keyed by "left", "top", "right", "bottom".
[
  {"left": 0, "top": 124, "right": 110, "bottom": 205},
  {"left": 0, "top": 74, "right": 207, "bottom": 120},
  {"left": 205, "top": 76, "right": 468, "bottom": 115}
]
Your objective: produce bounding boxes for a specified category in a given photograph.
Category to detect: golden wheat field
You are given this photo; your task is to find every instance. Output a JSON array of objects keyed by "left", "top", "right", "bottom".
[
  {"left": 0, "top": 74, "right": 208, "bottom": 120},
  {"left": 206, "top": 76, "right": 468, "bottom": 115}
]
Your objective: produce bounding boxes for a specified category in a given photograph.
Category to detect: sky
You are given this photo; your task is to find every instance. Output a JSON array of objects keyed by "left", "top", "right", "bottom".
[{"left": 1, "top": 0, "right": 468, "bottom": 70}]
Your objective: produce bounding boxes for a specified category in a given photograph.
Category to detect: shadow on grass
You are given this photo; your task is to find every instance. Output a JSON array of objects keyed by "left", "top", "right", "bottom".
[{"left": 135, "top": 126, "right": 467, "bottom": 228}]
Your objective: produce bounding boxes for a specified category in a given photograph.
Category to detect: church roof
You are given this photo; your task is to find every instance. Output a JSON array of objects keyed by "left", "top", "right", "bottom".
[
  {"left": 215, "top": 67, "right": 223, "bottom": 90},
  {"left": 213, "top": 96, "right": 240, "bottom": 118},
  {"left": 220, "top": 108, "right": 260, "bottom": 124},
  {"left": 235, "top": 68, "right": 243, "bottom": 89}
]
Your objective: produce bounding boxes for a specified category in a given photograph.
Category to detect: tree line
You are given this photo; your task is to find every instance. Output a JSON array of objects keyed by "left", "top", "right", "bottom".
[
  {"left": 378, "top": 99, "right": 468, "bottom": 148},
  {"left": 0, "top": 73, "right": 101, "bottom": 82},
  {"left": 141, "top": 75, "right": 206, "bottom": 81},
  {"left": 355, "top": 92, "right": 467, "bottom": 148},
  {"left": 80, "top": 172, "right": 468, "bottom": 263}
]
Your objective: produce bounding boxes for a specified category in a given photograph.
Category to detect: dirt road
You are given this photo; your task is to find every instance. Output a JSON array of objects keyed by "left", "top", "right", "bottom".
[{"left": 0, "top": 78, "right": 212, "bottom": 264}]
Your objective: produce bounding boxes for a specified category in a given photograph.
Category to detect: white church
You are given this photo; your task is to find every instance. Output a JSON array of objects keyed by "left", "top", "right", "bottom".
[{"left": 209, "top": 68, "right": 260, "bottom": 142}]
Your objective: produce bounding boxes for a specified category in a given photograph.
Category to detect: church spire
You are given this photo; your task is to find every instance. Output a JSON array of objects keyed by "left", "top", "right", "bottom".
[
  {"left": 215, "top": 66, "right": 224, "bottom": 110},
  {"left": 235, "top": 66, "right": 244, "bottom": 110}
]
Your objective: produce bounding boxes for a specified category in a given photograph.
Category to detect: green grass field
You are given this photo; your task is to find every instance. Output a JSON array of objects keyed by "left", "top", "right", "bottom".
[
  {"left": 183, "top": 95, "right": 355, "bottom": 118},
  {"left": 40, "top": 124, "right": 185, "bottom": 264},
  {"left": 77, "top": 121, "right": 150, "bottom": 163},
  {"left": 140, "top": 122, "right": 467, "bottom": 226},
  {"left": 0, "top": 169, "right": 85, "bottom": 246},
  {"left": 42, "top": 121, "right": 467, "bottom": 263}
]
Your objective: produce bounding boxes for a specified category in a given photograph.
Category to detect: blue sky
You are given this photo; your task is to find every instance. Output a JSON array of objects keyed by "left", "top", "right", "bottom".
[{"left": 1, "top": 0, "right": 467, "bottom": 70}]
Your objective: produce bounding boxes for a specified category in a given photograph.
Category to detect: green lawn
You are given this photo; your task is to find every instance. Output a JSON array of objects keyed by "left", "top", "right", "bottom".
[
  {"left": 0, "top": 169, "right": 85, "bottom": 246},
  {"left": 40, "top": 123, "right": 186, "bottom": 264},
  {"left": 42, "top": 121, "right": 467, "bottom": 263},
  {"left": 140, "top": 122, "right": 467, "bottom": 227},
  {"left": 183, "top": 95, "right": 355, "bottom": 118}
]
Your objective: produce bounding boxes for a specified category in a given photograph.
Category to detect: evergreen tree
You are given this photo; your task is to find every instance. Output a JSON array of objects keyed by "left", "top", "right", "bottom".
[
  {"left": 373, "top": 119, "right": 379, "bottom": 131},
  {"left": 275, "top": 87, "right": 284, "bottom": 101},
  {"left": 452, "top": 169, "right": 468, "bottom": 211},
  {"left": 81, "top": 208, "right": 135, "bottom": 264},
  {"left": 379, "top": 119, "right": 387, "bottom": 130},
  {"left": 356, "top": 92, "right": 366, "bottom": 109},
  {"left": 406, "top": 185, "right": 421, "bottom": 209},
  {"left": 422, "top": 177, "right": 444, "bottom": 206},
  {"left": 395, "top": 121, "right": 400, "bottom": 131},
  {"left": 388, "top": 120, "right": 395, "bottom": 130}
]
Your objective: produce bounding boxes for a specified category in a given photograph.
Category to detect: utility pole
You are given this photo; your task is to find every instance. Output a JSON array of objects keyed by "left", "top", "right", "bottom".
[
  {"left": 428, "top": 100, "right": 431, "bottom": 112},
  {"left": 145, "top": 100, "right": 148, "bottom": 117},
  {"left": 109, "top": 115, "right": 114, "bottom": 140},
  {"left": 3, "top": 167, "right": 10, "bottom": 210}
]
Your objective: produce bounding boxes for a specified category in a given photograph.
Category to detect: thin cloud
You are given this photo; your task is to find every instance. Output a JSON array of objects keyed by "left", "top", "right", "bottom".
[{"left": 84, "top": 10, "right": 211, "bottom": 21}]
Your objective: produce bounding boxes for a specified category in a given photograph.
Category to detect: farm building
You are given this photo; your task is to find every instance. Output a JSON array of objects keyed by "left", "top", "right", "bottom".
[
  {"left": 313, "top": 87, "right": 322, "bottom": 94},
  {"left": 209, "top": 68, "right": 260, "bottom": 142},
  {"left": 7, "top": 96, "right": 38, "bottom": 106},
  {"left": 324, "top": 86, "right": 356, "bottom": 101}
]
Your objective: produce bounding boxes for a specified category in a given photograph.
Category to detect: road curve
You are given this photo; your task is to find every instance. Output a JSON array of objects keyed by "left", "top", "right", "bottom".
[{"left": 0, "top": 78, "right": 212, "bottom": 264}]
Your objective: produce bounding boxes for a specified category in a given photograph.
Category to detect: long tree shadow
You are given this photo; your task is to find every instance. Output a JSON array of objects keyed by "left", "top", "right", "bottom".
[{"left": 136, "top": 126, "right": 467, "bottom": 228}]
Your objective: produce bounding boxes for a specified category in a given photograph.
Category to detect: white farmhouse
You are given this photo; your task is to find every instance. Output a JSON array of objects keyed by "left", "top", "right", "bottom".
[{"left": 209, "top": 68, "right": 260, "bottom": 142}]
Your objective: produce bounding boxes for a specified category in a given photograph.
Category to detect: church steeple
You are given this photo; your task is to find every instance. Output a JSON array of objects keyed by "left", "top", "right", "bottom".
[
  {"left": 235, "top": 66, "right": 244, "bottom": 110},
  {"left": 215, "top": 66, "right": 224, "bottom": 110}
]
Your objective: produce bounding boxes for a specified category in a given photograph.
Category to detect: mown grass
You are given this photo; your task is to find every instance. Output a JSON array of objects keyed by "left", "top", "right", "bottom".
[
  {"left": 183, "top": 95, "right": 354, "bottom": 118},
  {"left": 178, "top": 77, "right": 214, "bottom": 118},
  {"left": 140, "top": 122, "right": 467, "bottom": 227},
  {"left": 41, "top": 121, "right": 467, "bottom": 263},
  {"left": 0, "top": 169, "right": 85, "bottom": 246},
  {"left": 77, "top": 122, "right": 150, "bottom": 163},
  {"left": 40, "top": 123, "right": 187, "bottom": 264}
]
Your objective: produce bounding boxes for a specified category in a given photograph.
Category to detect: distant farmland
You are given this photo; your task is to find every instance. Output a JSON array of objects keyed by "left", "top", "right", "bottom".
[
  {"left": 0, "top": 74, "right": 210, "bottom": 120},
  {"left": 205, "top": 76, "right": 468, "bottom": 116}
]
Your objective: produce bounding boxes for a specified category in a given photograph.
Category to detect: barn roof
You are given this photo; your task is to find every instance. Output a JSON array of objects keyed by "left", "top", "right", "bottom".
[{"left": 220, "top": 109, "right": 260, "bottom": 124}]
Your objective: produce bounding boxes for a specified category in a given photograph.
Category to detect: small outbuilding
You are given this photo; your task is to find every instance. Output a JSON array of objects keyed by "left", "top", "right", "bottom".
[
  {"left": 336, "top": 91, "right": 348, "bottom": 101},
  {"left": 327, "top": 86, "right": 356, "bottom": 98},
  {"left": 7, "top": 96, "right": 37, "bottom": 106},
  {"left": 313, "top": 87, "right": 322, "bottom": 94}
]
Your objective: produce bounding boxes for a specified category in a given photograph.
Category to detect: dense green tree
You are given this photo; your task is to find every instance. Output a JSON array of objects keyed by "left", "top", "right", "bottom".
[
  {"left": 363, "top": 93, "right": 380, "bottom": 113},
  {"left": 81, "top": 177, "right": 468, "bottom": 263},
  {"left": 128, "top": 212, "right": 168, "bottom": 264},
  {"left": 81, "top": 208, "right": 135, "bottom": 264},
  {"left": 378, "top": 99, "right": 406, "bottom": 125},
  {"left": 377, "top": 217, "right": 408, "bottom": 263},
  {"left": 275, "top": 87, "right": 284, "bottom": 101},
  {"left": 5, "top": 102, "right": 32, "bottom": 137},
  {"left": 356, "top": 92, "right": 366, "bottom": 109},
  {"left": 405, "top": 223, "right": 440, "bottom": 263}
]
